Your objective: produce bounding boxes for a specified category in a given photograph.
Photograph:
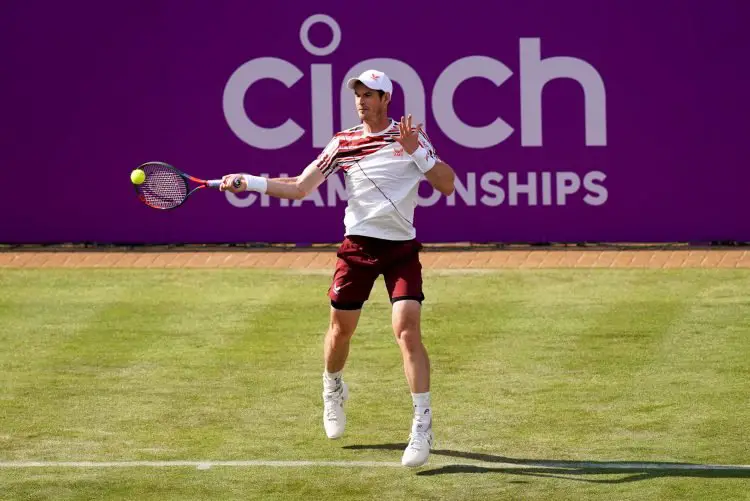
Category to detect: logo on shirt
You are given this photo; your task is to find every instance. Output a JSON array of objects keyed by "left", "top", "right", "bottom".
[{"left": 394, "top": 147, "right": 404, "bottom": 157}]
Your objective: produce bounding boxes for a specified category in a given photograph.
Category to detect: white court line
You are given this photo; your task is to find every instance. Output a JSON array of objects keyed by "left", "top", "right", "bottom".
[
  {"left": 0, "top": 460, "right": 749, "bottom": 470},
  {"left": 0, "top": 460, "right": 401, "bottom": 469}
]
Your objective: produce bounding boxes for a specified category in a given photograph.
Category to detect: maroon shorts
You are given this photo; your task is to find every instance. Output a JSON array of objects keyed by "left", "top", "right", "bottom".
[{"left": 328, "top": 235, "right": 424, "bottom": 310}]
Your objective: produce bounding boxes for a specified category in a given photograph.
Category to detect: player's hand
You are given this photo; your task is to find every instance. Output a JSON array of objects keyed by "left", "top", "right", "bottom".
[
  {"left": 395, "top": 114, "right": 422, "bottom": 155},
  {"left": 219, "top": 174, "right": 246, "bottom": 193}
]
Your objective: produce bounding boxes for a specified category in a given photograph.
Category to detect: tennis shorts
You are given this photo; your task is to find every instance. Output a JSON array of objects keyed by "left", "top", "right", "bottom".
[{"left": 328, "top": 235, "right": 424, "bottom": 310}]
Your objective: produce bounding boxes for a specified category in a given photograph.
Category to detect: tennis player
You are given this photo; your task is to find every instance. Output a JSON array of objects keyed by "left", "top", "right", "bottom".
[{"left": 220, "top": 69, "right": 455, "bottom": 467}]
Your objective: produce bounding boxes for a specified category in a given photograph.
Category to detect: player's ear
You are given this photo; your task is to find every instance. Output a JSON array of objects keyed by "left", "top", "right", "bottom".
[{"left": 383, "top": 92, "right": 391, "bottom": 105}]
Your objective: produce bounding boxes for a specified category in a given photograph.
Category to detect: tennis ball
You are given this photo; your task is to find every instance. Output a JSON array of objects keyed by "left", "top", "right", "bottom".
[{"left": 130, "top": 169, "right": 146, "bottom": 185}]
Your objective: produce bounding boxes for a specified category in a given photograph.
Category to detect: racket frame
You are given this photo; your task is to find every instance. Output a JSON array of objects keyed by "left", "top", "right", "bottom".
[{"left": 134, "top": 161, "right": 237, "bottom": 210}]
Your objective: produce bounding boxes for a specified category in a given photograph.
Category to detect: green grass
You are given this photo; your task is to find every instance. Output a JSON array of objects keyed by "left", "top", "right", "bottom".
[{"left": 1, "top": 268, "right": 749, "bottom": 500}]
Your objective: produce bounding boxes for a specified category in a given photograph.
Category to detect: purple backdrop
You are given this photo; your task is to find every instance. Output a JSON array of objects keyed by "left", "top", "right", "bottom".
[{"left": 2, "top": 1, "right": 749, "bottom": 244}]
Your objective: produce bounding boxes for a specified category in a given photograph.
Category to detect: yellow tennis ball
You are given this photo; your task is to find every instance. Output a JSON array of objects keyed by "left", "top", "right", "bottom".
[{"left": 130, "top": 169, "right": 146, "bottom": 185}]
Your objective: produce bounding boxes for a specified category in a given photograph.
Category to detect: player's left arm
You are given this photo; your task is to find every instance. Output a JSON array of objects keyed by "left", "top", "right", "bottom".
[
  {"left": 423, "top": 160, "right": 455, "bottom": 196},
  {"left": 396, "top": 114, "right": 455, "bottom": 196}
]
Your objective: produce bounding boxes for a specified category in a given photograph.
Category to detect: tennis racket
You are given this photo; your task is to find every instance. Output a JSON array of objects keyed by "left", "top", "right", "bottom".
[{"left": 133, "top": 161, "right": 241, "bottom": 210}]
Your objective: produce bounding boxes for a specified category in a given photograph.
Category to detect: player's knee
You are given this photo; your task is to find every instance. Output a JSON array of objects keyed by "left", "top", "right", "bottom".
[
  {"left": 395, "top": 326, "right": 422, "bottom": 351},
  {"left": 328, "top": 316, "right": 357, "bottom": 340},
  {"left": 392, "top": 299, "right": 421, "bottom": 340},
  {"left": 329, "top": 323, "right": 356, "bottom": 341}
]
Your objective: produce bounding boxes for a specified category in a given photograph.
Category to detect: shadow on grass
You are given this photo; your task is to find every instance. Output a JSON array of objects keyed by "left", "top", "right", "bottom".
[{"left": 343, "top": 444, "right": 750, "bottom": 483}]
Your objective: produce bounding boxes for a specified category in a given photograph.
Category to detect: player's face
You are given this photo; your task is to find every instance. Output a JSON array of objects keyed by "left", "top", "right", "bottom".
[{"left": 353, "top": 83, "right": 389, "bottom": 121}]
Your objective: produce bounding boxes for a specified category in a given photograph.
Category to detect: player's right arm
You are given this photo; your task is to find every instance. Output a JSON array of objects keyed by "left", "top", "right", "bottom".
[
  {"left": 220, "top": 138, "right": 340, "bottom": 199},
  {"left": 267, "top": 164, "right": 326, "bottom": 200}
]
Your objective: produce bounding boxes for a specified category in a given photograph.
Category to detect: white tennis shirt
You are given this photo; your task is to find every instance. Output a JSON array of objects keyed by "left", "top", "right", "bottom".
[{"left": 312, "top": 119, "right": 440, "bottom": 241}]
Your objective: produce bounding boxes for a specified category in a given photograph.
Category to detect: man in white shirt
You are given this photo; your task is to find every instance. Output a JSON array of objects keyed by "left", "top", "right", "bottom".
[{"left": 220, "top": 69, "right": 456, "bottom": 467}]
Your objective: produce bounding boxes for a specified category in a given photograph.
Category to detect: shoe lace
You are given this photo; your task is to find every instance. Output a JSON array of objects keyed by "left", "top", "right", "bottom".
[
  {"left": 407, "top": 431, "right": 429, "bottom": 450},
  {"left": 323, "top": 388, "right": 343, "bottom": 421}
]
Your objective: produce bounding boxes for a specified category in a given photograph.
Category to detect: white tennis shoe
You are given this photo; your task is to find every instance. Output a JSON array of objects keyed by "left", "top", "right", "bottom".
[
  {"left": 401, "top": 421, "right": 433, "bottom": 467},
  {"left": 322, "top": 381, "right": 348, "bottom": 439}
]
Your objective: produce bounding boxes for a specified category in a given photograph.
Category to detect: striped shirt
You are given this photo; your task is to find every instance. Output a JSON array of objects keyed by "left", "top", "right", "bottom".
[{"left": 312, "top": 118, "right": 440, "bottom": 241}]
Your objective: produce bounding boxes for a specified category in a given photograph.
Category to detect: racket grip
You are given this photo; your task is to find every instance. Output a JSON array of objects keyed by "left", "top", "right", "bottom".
[{"left": 206, "top": 177, "right": 242, "bottom": 189}]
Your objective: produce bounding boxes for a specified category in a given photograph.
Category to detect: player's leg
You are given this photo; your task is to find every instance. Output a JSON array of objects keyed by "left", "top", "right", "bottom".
[
  {"left": 391, "top": 300, "right": 433, "bottom": 467},
  {"left": 392, "top": 299, "right": 430, "bottom": 394},
  {"left": 322, "top": 237, "right": 379, "bottom": 439},
  {"left": 321, "top": 305, "right": 360, "bottom": 439},
  {"left": 324, "top": 306, "right": 360, "bottom": 375},
  {"left": 383, "top": 241, "right": 433, "bottom": 467}
]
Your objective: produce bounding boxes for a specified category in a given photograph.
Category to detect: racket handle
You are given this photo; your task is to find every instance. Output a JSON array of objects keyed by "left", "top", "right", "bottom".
[{"left": 206, "top": 177, "right": 242, "bottom": 189}]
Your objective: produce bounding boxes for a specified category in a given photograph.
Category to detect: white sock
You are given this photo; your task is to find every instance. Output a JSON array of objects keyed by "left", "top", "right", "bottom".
[
  {"left": 411, "top": 392, "right": 432, "bottom": 431},
  {"left": 323, "top": 370, "right": 342, "bottom": 391}
]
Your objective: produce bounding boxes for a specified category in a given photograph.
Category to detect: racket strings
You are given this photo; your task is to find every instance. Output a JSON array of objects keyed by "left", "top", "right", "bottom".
[{"left": 137, "top": 164, "right": 189, "bottom": 209}]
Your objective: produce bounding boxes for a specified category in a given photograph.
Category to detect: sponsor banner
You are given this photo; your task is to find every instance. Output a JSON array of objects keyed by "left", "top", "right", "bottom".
[{"left": 1, "top": 1, "right": 748, "bottom": 243}]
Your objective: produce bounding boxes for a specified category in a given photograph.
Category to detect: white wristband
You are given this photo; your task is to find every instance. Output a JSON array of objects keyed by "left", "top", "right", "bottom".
[
  {"left": 410, "top": 146, "right": 436, "bottom": 174},
  {"left": 242, "top": 174, "right": 268, "bottom": 194}
]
